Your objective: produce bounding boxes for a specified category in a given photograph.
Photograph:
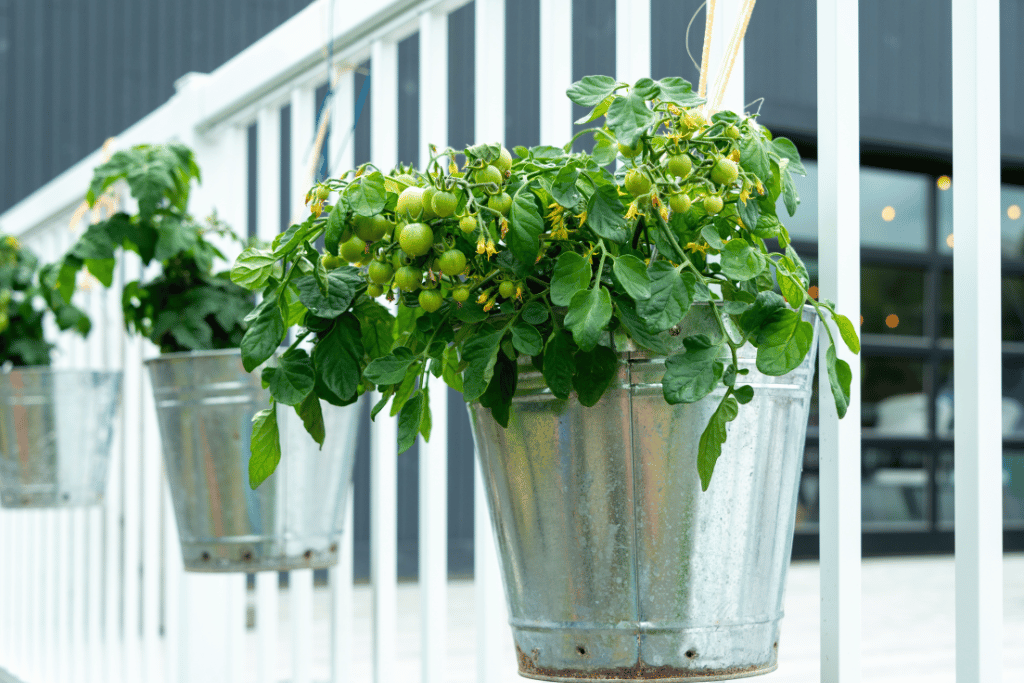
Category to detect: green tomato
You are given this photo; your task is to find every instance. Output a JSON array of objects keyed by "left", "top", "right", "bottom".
[
  {"left": 666, "top": 154, "right": 693, "bottom": 179},
  {"left": 367, "top": 283, "right": 385, "bottom": 297},
  {"left": 624, "top": 169, "right": 652, "bottom": 197},
  {"left": 394, "top": 266, "right": 422, "bottom": 292},
  {"left": 315, "top": 185, "right": 331, "bottom": 202},
  {"left": 669, "top": 193, "right": 692, "bottom": 214},
  {"left": 459, "top": 215, "right": 478, "bottom": 233},
  {"left": 322, "top": 254, "right": 342, "bottom": 270},
  {"left": 340, "top": 236, "right": 367, "bottom": 263},
  {"left": 725, "top": 125, "right": 741, "bottom": 140},
  {"left": 418, "top": 289, "right": 444, "bottom": 313},
  {"left": 368, "top": 260, "right": 395, "bottom": 285},
  {"left": 432, "top": 190, "right": 458, "bottom": 218},
  {"left": 710, "top": 158, "right": 739, "bottom": 186},
  {"left": 703, "top": 195, "right": 724, "bottom": 215},
  {"left": 476, "top": 165, "right": 503, "bottom": 193},
  {"left": 493, "top": 147, "right": 513, "bottom": 173},
  {"left": 498, "top": 280, "right": 516, "bottom": 299},
  {"left": 394, "top": 173, "right": 419, "bottom": 187},
  {"left": 353, "top": 215, "right": 377, "bottom": 242},
  {"left": 452, "top": 286, "right": 470, "bottom": 302},
  {"left": 487, "top": 192, "right": 513, "bottom": 216},
  {"left": 618, "top": 140, "right": 643, "bottom": 158},
  {"left": 438, "top": 249, "right": 467, "bottom": 276},
  {"left": 399, "top": 222, "right": 434, "bottom": 257},
  {"left": 396, "top": 187, "right": 425, "bottom": 218},
  {"left": 421, "top": 187, "right": 439, "bottom": 219}
]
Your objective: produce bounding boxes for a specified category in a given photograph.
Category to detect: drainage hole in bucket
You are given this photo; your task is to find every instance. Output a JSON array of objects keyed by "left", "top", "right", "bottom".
[
  {"left": 303, "top": 549, "right": 313, "bottom": 561},
  {"left": 773, "top": 642, "right": 778, "bottom": 649},
  {"left": 61, "top": 492, "right": 70, "bottom": 501},
  {"left": 685, "top": 650, "right": 698, "bottom": 660},
  {"left": 576, "top": 646, "right": 588, "bottom": 657},
  {"left": 242, "top": 551, "right": 253, "bottom": 561},
  {"left": 200, "top": 552, "right": 211, "bottom": 562}
]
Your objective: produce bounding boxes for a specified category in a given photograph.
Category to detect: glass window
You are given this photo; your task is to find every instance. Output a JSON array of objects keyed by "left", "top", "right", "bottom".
[
  {"left": 782, "top": 163, "right": 930, "bottom": 251},
  {"left": 861, "top": 265, "right": 926, "bottom": 336},
  {"left": 941, "top": 272, "right": 1024, "bottom": 343},
  {"left": 861, "top": 168, "right": 929, "bottom": 251},
  {"left": 937, "top": 451, "right": 1024, "bottom": 529},
  {"left": 936, "top": 359, "right": 1024, "bottom": 438},
  {"left": 862, "top": 357, "right": 926, "bottom": 436},
  {"left": 794, "top": 447, "right": 930, "bottom": 532},
  {"left": 938, "top": 183, "right": 1024, "bottom": 259}
]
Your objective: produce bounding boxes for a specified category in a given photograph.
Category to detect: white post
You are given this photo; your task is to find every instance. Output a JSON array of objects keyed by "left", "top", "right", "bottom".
[
  {"left": 258, "top": 106, "right": 283, "bottom": 237},
  {"left": 290, "top": 87, "right": 317, "bottom": 224},
  {"left": 419, "top": 10, "right": 450, "bottom": 683},
  {"left": 817, "top": 1, "right": 862, "bottom": 682},
  {"left": 952, "top": 1, "right": 1004, "bottom": 682},
  {"left": 539, "top": 0, "right": 573, "bottom": 146},
  {"left": 474, "top": 1, "right": 510, "bottom": 680},
  {"left": 369, "top": 36, "right": 399, "bottom": 683},
  {"left": 615, "top": 0, "right": 651, "bottom": 86}
]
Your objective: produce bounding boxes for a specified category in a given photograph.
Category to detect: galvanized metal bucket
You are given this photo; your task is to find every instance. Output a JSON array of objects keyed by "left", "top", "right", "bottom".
[
  {"left": 468, "top": 304, "right": 819, "bottom": 681},
  {"left": 146, "top": 349, "right": 360, "bottom": 573},
  {"left": 0, "top": 367, "right": 123, "bottom": 508}
]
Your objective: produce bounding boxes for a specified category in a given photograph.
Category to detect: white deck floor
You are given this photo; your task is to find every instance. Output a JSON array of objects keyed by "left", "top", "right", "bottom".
[{"left": 244, "top": 553, "right": 1024, "bottom": 683}]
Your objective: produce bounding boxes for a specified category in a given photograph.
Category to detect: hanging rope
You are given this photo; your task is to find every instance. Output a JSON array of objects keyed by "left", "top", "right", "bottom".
[
  {"left": 707, "top": 0, "right": 757, "bottom": 114},
  {"left": 697, "top": 0, "right": 716, "bottom": 99}
]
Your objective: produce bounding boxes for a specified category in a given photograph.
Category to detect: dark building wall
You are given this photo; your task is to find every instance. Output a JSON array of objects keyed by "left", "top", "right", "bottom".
[{"left": 0, "top": 0, "right": 311, "bottom": 213}]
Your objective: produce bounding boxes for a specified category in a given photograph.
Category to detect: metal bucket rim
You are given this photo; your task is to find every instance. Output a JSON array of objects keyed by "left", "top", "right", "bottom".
[
  {"left": 0, "top": 366, "right": 123, "bottom": 380},
  {"left": 143, "top": 347, "right": 242, "bottom": 366}
]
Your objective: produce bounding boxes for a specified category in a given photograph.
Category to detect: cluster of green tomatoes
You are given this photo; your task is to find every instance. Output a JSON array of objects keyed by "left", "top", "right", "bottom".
[{"left": 315, "top": 147, "right": 518, "bottom": 313}]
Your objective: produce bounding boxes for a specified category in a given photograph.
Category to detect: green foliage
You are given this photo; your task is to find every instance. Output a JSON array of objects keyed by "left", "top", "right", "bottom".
[
  {"left": 235, "top": 75, "right": 860, "bottom": 489},
  {"left": 0, "top": 235, "right": 91, "bottom": 366},
  {"left": 51, "top": 144, "right": 254, "bottom": 353}
]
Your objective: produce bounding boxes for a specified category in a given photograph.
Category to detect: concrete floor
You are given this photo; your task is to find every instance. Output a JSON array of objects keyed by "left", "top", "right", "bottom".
[{"left": 246, "top": 554, "right": 1024, "bottom": 683}]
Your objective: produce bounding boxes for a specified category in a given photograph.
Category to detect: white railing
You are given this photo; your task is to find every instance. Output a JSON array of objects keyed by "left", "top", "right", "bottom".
[{"left": 0, "top": 1, "right": 1006, "bottom": 682}]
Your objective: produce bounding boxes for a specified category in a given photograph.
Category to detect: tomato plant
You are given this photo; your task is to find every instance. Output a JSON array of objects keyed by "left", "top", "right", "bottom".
[{"left": 232, "top": 75, "right": 857, "bottom": 492}]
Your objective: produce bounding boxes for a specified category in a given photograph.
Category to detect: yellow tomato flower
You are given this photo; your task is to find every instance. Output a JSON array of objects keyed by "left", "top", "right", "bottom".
[{"left": 685, "top": 241, "right": 711, "bottom": 255}]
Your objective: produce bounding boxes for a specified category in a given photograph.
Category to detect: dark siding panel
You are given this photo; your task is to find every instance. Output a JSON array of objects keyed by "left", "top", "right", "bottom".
[
  {"left": 506, "top": 0, "right": 539, "bottom": 148},
  {"left": 572, "top": 0, "right": 615, "bottom": 151},
  {"left": 744, "top": 0, "right": 817, "bottom": 139},
  {"left": 315, "top": 83, "right": 329, "bottom": 182},
  {"left": 1003, "top": 2, "right": 1024, "bottom": 160},
  {"left": 448, "top": 3, "right": 475, "bottom": 150},
  {"left": 651, "top": 0, "right": 704, "bottom": 86},
  {"left": 280, "top": 103, "right": 291, "bottom": 233},
  {"left": 398, "top": 33, "right": 419, "bottom": 168},
  {"left": 0, "top": 0, "right": 7, "bottom": 210},
  {"left": 354, "top": 62, "right": 371, "bottom": 166},
  {"left": 247, "top": 123, "right": 257, "bottom": 239}
]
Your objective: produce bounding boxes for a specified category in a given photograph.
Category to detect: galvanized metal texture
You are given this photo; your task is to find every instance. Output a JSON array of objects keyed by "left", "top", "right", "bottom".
[
  {"left": 0, "top": 367, "right": 122, "bottom": 508},
  {"left": 468, "top": 305, "right": 819, "bottom": 681},
  {"left": 146, "top": 349, "right": 359, "bottom": 573}
]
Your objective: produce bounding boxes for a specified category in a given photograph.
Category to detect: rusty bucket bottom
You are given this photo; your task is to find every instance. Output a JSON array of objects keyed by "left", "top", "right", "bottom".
[
  {"left": 181, "top": 535, "right": 341, "bottom": 572},
  {"left": 511, "top": 620, "right": 781, "bottom": 682}
]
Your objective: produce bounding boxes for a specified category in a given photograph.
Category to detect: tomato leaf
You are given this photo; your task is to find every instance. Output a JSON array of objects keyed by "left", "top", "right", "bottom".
[
  {"left": 240, "top": 297, "right": 285, "bottom": 372},
  {"left": 460, "top": 329, "right": 505, "bottom": 402},
  {"left": 572, "top": 345, "right": 620, "bottom": 407},
  {"left": 605, "top": 92, "right": 655, "bottom": 148},
  {"left": 637, "top": 262, "right": 694, "bottom": 333},
  {"left": 739, "top": 131, "right": 772, "bottom": 184},
  {"left": 397, "top": 391, "right": 423, "bottom": 454},
  {"left": 662, "top": 335, "right": 725, "bottom": 404},
  {"left": 755, "top": 309, "right": 814, "bottom": 376},
  {"left": 364, "top": 347, "right": 418, "bottom": 386},
  {"left": 508, "top": 189, "right": 544, "bottom": 264},
  {"left": 771, "top": 137, "right": 806, "bottom": 175},
  {"left": 345, "top": 171, "right": 388, "bottom": 216},
  {"left": 833, "top": 313, "right": 861, "bottom": 354},
  {"left": 550, "top": 165, "right": 581, "bottom": 207},
  {"left": 825, "top": 343, "right": 852, "bottom": 419},
  {"left": 511, "top": 323, "right": 544, "bottom": 356},
  {"left": 263, "top": 348, "right": 315, "bottom": 406},
  {"left": 612, "top": 254, "right": 651, "bottom": 300},
  {"left": 656, "top": 77, "right": 705, "bottom": 108},
  {"left": 585, "top": 182, "right": 630, "bottom": 243},
  {"left": 249, "top": 407, "right": 281, "bottom": 489},
  {"left": 294, "top": 268, "right": 364, "bottom": 317},
  {"left": 719, "top": 238, "right": 767, "bottom": 281},
  {"left": 312, "top": 313, "right": 364, "bottom": 403},
  {"left": 566, "top": 75, "right": 620, "bottom": 106},
  {"left": 542, "top": 330, "right": 576, "bottom": 400},
  {"left": 550, "top": 252, "right": 592, "bottom": 306},
  {"left": 564, "top": 286, "right": 613, "bottom": 352},
  {"left": 698, "top": 395, "right": 739, "bottom": 491},
  {"left": 295, "top": 392, "right": 326, "bottom": 448},
  {"left": 231, "top": 247, "right": 277, "bottom": 290}
]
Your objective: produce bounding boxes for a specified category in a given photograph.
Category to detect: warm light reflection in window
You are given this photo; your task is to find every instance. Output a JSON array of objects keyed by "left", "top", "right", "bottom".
[
  {"left": 808, "top": 285, "right": 819, "bottom": 299},
  {"left": 885, "top": 314, "right": 899, "bottom": 329},
  {"left": 937, "top": 175, "right": 951, "bottom": 190},
  {"left": 1009, "top": 204, "right": 1021, "bottom": 220},
  {"left": 881, "top": 206, "right": 896, "bottom": 222},
  {"left": 946, "top": 233, "right": 955, "bottom": 248}
]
